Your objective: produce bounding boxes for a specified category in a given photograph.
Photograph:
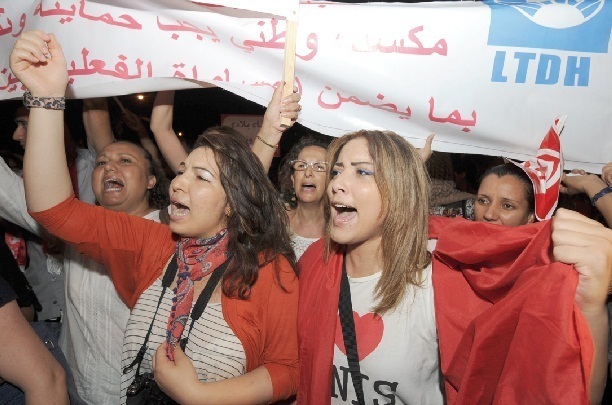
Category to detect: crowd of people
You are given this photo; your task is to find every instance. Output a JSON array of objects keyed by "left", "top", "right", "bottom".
[{"left": 0, "top": 30, "right": 610, "bottom": 405}]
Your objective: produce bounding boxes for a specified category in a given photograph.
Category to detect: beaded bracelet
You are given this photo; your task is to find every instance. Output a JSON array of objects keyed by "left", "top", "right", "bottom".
[
  {"left": 591, "top": 186, "right": 612, "bottom": 206},
  {"left": 256, "top": 135, "right": 277, "bottom": 149},
  {"left": 23, "top": 90, "right": 66, "bottom": 110}
]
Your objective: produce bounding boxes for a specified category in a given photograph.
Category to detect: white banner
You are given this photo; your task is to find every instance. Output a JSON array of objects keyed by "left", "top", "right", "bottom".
[
  {"left": 0, "top": 0, "right": 610, "bottom": 172},
  {"left": 190, "top": 0, "right": 299, "bottom": 19}
]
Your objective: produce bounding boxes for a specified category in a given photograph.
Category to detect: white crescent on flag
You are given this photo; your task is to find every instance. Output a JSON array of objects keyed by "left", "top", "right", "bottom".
[{"left": 508, "top": 116, "right": 565, "bottom": 221}]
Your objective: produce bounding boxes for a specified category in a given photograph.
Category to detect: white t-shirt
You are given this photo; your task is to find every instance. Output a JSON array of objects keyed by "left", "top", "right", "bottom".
[{"left": 331, "top": 242, "right": 443, "bottom": 404}]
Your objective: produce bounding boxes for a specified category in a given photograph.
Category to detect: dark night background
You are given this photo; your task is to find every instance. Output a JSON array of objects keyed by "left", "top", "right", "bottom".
[{"left": 0, "top": 87, "right": 326, "bottom": 188}]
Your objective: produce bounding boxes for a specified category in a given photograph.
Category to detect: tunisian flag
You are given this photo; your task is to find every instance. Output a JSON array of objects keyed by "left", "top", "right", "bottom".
[
  {"left": 508, "top": 116, "right": 565, "bottom": 221},
  {"left": 429, "top": 215, "right": 593, "bottom": 405}
]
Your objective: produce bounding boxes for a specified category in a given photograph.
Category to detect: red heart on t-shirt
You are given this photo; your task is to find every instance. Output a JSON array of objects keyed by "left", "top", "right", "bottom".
[{"left": 334, "top": 312, "right": 384, "bottom": 361}]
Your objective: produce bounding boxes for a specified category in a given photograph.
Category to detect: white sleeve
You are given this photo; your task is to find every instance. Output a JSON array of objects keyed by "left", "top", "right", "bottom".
[
  {"left": 0, "top": 157, "right": 42, "bottom": 236},
  {"left": 75, "top": 148, "right": 97, "bottom": 205}
]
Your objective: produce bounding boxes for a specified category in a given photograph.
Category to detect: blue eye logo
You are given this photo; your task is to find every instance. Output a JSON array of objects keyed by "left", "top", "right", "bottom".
[{"left": 485, "top": 0, "right": 611, "bottom": 53}]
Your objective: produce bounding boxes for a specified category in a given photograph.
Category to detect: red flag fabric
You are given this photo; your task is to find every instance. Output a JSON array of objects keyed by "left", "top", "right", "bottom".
[
  {"left": 297, "top": 217, "right": 593, "bottom": 404},
  {"left": 508, "top": 116, "right": 565, "bottom": 221},
  {"left": 430, "top": 215, "right": 592, "bottom": 405},
  {"left": 4, "top": 231, "right": 27, "bottom": 269}
]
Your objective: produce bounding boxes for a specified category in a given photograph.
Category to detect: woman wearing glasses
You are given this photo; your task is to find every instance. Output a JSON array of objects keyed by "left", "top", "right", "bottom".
[
  {"left": 277, "top": 136, "right": 331, "bottom": 259},
  {"left": 253, "top": 88, "right": 331, "bottom": 260},
  {"left": 257, "top": 134, "right": 331, "bottom": 260}
]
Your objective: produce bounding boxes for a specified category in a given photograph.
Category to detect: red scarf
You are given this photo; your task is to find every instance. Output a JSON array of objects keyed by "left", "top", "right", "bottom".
[
  {"left": 297, "top": 217, "right": 593, "bottom": 404},
  {"left": 166, "top": 229, "right": 229, "bottom": 360}
]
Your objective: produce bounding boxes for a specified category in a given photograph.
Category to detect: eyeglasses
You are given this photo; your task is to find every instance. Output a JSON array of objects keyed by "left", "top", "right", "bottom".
[{"left": 290, "top": 160, "right": 328, "bottom": 172}]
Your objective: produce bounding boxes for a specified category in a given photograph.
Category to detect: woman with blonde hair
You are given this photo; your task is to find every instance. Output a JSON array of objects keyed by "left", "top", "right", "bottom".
[
  {"left": 298, "top": 130, "right": 610, "bottom": 404},
  {"left": 299, "top": 130, "right": 442, "bottom": 404}
]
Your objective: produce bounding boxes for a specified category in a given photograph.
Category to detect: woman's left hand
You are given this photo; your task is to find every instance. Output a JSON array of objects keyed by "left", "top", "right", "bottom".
[
  {"left": 552, "top": 208, "right": 612, "bottom": 312},
  {"left": 153, "top": 341, "right": 199, "bottom": 403}
]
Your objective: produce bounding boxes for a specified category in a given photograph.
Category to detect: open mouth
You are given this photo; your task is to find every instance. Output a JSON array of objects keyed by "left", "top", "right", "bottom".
[
  {"left": 171, "top": 201, "right": 190, "bottom": 217},
  {"left": 300, "top": 182, "right": 317, "bottom": 190},
  {"left": 332, "top": 203, "right": 357, "bottom": 223},
  {"left": 103, "top": 178, "right": 124, "bottom": 192}
]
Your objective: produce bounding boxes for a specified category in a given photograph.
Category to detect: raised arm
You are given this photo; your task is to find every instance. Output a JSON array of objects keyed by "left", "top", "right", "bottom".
[
  {"left": 82, "top": 97, "right": 115, "bottom": 155},
  {"left": 10, "top": 31, "right": 71, "bottom": 213},
  {"left": 251, "top": 83, "right": 301, "bottom": 173},
  {"left": 111, "top": 96, "right": 167, "bottom": 172},
  {"left": 150, "top": 90, "right": 187, "bottom": 173},
  {"left": 561, "top": 169, "right": 612, "bottom": 227},
  {"left": 552, "top": 208, "right": 612, "bottom": 404}
]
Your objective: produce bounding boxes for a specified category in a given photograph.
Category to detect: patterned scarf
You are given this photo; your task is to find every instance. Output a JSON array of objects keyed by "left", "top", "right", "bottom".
[{"left": 166, "top": 229, "right": 229, "bottom": 360}]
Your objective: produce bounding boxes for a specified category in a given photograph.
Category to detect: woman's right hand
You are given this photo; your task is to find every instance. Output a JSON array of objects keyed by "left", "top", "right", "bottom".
[
  {"left": 552, "top": 208, "right": 612, "bottom": 312},
  {"left": 9, "top": 31, "right": 68, "bottom": 97}
]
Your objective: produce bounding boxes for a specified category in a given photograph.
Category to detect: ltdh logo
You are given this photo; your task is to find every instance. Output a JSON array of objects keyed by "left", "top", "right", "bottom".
[
  {"left": 485, "top": 1, "right": 611, "bottom": 86},
  {"left": 485, "top": 0, "right": 612, "bottom": 53}
]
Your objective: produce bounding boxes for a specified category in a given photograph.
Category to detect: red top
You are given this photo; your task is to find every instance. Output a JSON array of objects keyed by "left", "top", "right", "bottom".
[
  {"left": 31, "top": 195, "right": 299, "bottom": 401},
  {"left": 297, "top": 216, "right": 593, "bottom": 404}
]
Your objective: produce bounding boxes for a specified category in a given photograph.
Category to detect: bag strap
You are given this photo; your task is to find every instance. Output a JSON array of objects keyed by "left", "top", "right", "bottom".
[
  {"left": 338, "top": 258, "right": 366, "bottom": 405},
  {"left": 122, "top": 254, "right": 178, "bottom": 376},
  {"left": 180, "top": 255, "right": 232, "bottom": 350}
]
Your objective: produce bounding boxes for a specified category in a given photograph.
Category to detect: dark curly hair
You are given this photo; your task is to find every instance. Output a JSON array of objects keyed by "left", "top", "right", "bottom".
[
  {"left": 192, "top": 131, "right": 296, "bottom": 300},
  {"left": 278, "top": 134, "right": 332, "bottom": 208},
  {"left": 112, "top": 140, "right": 170, "bottom": 210}
]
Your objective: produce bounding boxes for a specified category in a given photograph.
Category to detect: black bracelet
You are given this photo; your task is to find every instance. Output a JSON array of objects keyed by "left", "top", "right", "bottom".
[
  {"left": 23, "top": 90, "right": 66, "bottom": 110},
  {"left": 591, "top": 186, "right": 612, "bottom": 206}
]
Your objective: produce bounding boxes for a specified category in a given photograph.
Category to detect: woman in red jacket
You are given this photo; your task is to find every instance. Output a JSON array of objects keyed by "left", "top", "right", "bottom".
[
  {"left": 297, "top": 129, "right": 611, "bottom": 404},
  {"left": 12, "top": 31, "right": 299, "bottom": 404}
]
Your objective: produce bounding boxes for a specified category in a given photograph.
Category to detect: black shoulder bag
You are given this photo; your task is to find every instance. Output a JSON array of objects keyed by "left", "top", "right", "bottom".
[
  {"left": 338, "top": 258, "right": 366, "bottom": 405},
  {"left": 124, "top": 254, "right": 231, "bottom": 405}
]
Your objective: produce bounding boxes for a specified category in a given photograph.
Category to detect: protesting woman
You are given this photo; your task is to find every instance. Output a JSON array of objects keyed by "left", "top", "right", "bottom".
[
  {"left": 473, "top": 162, "right": 536, "bottom": 227},
  {"left": 151, "top": 88, "right": 319, "bottom": 259},
  {"left": 12, "top": 31, "right": 298, "bottom": 404},
  {"left": 298, "top": 130, "right": 610, "bottom": 404}
]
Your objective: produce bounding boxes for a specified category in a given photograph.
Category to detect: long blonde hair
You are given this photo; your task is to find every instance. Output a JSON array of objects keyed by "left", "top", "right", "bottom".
[{"left": 325, "top": 130, "right": 431, "bottom": 315}]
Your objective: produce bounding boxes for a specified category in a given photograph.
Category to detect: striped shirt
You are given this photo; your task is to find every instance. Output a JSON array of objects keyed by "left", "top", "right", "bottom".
[{"left": 120, "top": 277, "right": 246, "bottom": 404}]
